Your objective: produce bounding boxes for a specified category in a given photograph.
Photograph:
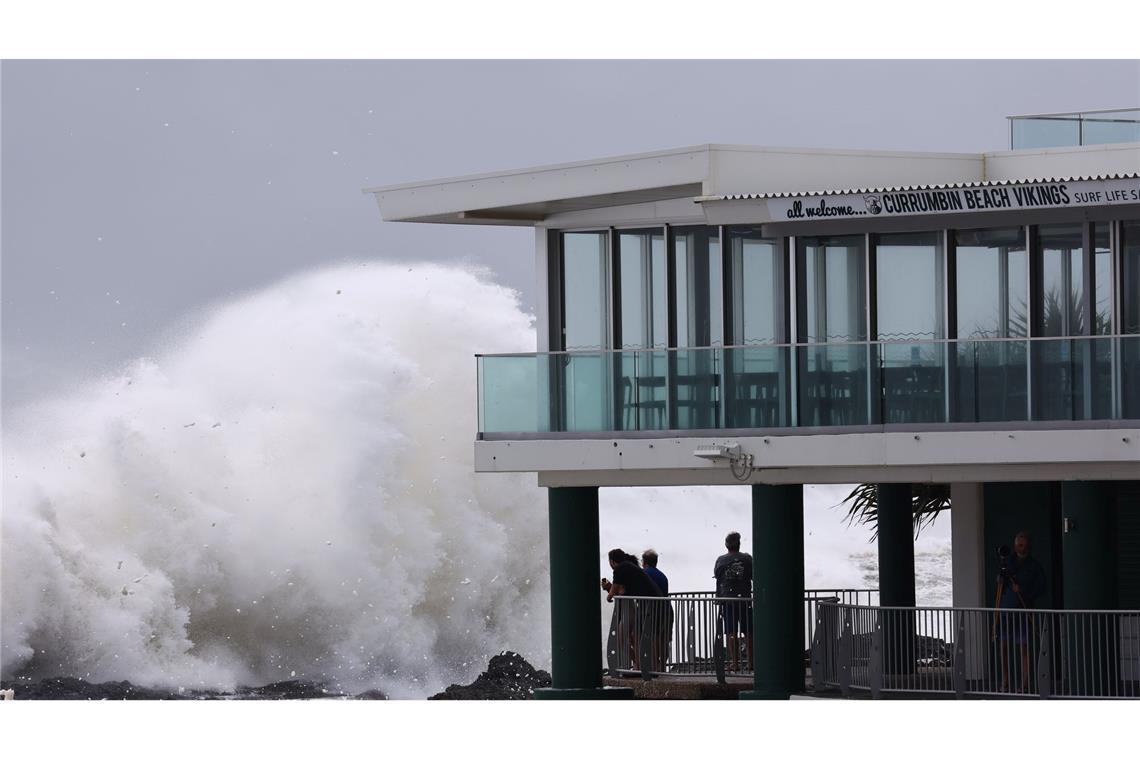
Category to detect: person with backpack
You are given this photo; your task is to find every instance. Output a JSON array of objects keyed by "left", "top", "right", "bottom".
[{"left": 713, "top": 532, "right": 753, "bottom": 672}]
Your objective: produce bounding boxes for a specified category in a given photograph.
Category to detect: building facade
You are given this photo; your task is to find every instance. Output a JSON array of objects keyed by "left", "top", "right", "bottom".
[{"left": 370, "top": 110, "right": 1140, "bottom": 698}]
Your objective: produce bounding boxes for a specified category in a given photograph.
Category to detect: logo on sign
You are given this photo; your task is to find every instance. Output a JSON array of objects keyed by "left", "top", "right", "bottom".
[{"left": 864, "top": 195, "right": 883, "bottom": 215}]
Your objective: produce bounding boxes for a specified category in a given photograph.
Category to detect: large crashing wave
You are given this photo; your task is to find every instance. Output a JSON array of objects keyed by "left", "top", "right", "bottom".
[{"left": 1, "top": 262, "right": 551, "bottom": 698}]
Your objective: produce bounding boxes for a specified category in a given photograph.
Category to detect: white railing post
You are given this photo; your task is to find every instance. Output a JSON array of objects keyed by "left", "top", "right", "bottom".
[
  {"left": 810, "top": 603, "right": 827, "bottom": 691},
  {"left": 1037, "top": 613, "right": 1052, "bottom": 699},
  {"left": 869, "top": 611, "right": 884, "bottom": 699},
  {"left": 953, "top": 610, "right": 967, "bottom": 698},
  {"left": 685, "top": 604, "right": 697, "bottom": 672},
  {"left": 839, "top": 607, "right": 853, "bottom": 697}
]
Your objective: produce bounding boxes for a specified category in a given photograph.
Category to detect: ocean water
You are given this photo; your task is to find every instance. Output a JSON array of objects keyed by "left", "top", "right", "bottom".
[{"left": 1, "top": 262, "right": 952, "bottom": 698}]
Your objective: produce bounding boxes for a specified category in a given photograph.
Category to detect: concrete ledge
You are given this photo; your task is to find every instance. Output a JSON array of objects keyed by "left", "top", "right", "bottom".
[
  {"left": 533, "top": 685, "right": 634, "bottom": 700},
  {"left": 602, "top": 676, "right": 752, "bottom": 700}
]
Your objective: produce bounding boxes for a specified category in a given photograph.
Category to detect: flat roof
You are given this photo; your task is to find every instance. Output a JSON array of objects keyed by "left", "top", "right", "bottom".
[{"left": 367, "top": 141, "right": 1140, "bottom": 226}]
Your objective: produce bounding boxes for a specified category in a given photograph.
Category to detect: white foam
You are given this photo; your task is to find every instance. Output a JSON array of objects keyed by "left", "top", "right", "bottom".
[{"left": 1, "top": 262, "right": 551, "bottom": 698}]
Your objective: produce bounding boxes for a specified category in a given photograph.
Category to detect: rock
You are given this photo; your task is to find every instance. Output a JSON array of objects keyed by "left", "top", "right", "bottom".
[
  {"left": 0, "top": 677, "right": 344, "bottom": 700},
  {"left": 429, "top": 651, "right": 551, "bottom": 700},
  {"left": 232, "top": 680, "right": 343, "bottom": 699},
  {"left": 353, "top": 689, "right": 389, "bottom": 700},
  {"left": 0, "top": 677, "right": 191, "bottom": 700}
]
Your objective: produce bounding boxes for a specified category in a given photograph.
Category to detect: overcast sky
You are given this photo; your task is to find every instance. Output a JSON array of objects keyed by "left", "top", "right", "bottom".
[{"left": 3, "top": 60, "right": 1139, "bottom": 407}]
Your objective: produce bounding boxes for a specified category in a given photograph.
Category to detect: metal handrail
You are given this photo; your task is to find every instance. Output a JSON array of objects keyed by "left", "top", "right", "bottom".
[
  {"left": 812, "top": 600, "right": 1140, "bottom": 699},
  {"left": 477, "top": 333, "right": 1140, "bottom": 358},
  {"left": 604, "top": 588, "right": 879, "bottom": 682}
]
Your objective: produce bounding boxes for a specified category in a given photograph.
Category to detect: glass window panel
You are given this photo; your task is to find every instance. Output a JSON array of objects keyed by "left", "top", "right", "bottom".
[
  {"left": 798, "top": 236, "right": 866, "bottom": 343},
  {"left": 1038, "top": 224, "right": 1084, "bottom": 337},
  {"left": 955, "top": 227, "right": 1027, "bottom": 339},
  {"left": 619, "top": 234, "right": 645, "bottom": 349},
  {"left": 650, "top": 234, "right": 667, "bottom": 348},
  {"left": 562, "top": 232, "right": 607, "bottom": 350},
  {"left": 672, "top": 226, "right": 723, "bottom": 348},
  {"left": 730, "top": 231, "right": 783, "bottom": 345},
  {"left": 618, "top": 231, "right": 666, "bottom": 349},
  {"left": 875, "top": 232, "right": 944, "bottom": 341},
  {"left": 1094, "top": 223, "right": 1111, "bottom": 336},
  {"left": 1123, "top": 221, "right": 1140, "bottom": 334}
]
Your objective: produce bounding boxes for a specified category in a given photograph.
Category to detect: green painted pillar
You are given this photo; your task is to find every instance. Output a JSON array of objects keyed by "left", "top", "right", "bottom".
[
  {"left": 1061, "top": 481, "right": 1116, "bottom": 696},
  {"left": 877, "top": 484, "right": 916, "bottom": 608},
  {"left": 877, "top": 483, "right": 915, "bottom": 676},
  {"left": 1062, "top": 482, "right": 1116, "bottom": 609},
  {"left": 534, "top": 486, "right": 633, "bottom": 700},
  {"left": 741, "top": 484, "right": 804, "bottom": 700}
]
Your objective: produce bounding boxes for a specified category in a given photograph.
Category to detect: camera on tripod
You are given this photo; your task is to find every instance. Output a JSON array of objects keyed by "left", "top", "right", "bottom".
[{"left": 996, "top": 544, "right": 1013, "bottom": 579}]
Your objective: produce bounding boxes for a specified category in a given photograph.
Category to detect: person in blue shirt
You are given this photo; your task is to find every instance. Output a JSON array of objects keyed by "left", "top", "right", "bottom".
[
  {"left": 641, "top": 549, "right": 672, "bottom": 671},
  {"left": 641, "top": 549, "right": 668, "bottom": 596}
]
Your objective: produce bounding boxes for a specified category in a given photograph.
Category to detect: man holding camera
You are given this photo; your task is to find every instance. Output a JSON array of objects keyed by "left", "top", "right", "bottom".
[{"left": 997, "top": 530, "right": 1046, "bottom": 693}]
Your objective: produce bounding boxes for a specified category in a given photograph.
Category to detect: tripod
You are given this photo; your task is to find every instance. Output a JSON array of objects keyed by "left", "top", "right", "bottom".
[{"left": 992, "top": 571, "right": 1030, "bottom": 693}]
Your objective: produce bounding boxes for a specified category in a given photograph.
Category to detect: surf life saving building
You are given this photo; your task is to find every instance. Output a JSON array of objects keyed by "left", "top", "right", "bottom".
[{"left": 370, "top": 109, "right": 1140, "bottom": 699}]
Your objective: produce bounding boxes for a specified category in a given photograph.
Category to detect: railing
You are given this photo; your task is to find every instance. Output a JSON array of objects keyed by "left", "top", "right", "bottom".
[
  {"left": 812, "top": 601, "right": 1140, "bottom": 699},
  {"left": 1009, "top": 108, "right": 1140, "bottom": 149},
  {"left": 477, "top": 335, "right": 1140, "bottom": 435},
  {"left": 606, "top": 588, "right": 878, "bottom": 681}
]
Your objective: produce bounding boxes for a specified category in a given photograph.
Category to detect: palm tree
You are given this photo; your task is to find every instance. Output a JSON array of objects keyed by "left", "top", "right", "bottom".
[{"left": 838, "top": 483, "right": 951, "bottom": 540}]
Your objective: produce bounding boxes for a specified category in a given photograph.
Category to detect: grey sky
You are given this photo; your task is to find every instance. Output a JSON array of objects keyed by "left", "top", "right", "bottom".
[{"left": 3, "top": 59, "right": 1138, "bottom": 407}]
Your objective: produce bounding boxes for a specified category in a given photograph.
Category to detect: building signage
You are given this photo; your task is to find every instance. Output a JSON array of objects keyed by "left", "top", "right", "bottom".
[{"left": 765, "top": 177, "right": 1140, "bottom": 222}]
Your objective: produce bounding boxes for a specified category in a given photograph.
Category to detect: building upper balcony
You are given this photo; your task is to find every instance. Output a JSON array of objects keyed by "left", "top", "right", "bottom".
[
  {"left": 478, "top": 335, "right": 1140, "bottom": 438},
  {"left": 1009, "top": 109, "right": 1140, "bottom": 150}
]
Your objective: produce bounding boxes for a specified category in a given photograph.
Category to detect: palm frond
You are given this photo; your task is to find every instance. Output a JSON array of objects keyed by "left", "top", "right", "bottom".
[{"left": 836, "top": 483, "right": 951, "bottom": 541}]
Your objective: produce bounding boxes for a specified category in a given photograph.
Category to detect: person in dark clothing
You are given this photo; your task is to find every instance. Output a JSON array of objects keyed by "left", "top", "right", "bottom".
[
  {"left": 602, "top": 548, "right": 665, "bottom": 672},
  {"left": 997, "top": 530, "right": 1047, "bottom": 693},
  {"left": 602, "top": 548, "right": 661, "bottom": 599},
  {"left": 713, "top": 532, "right": 753, "bottom": 672},
  {"left": 641, "top": 549, "right": 673, "bottom": 670}
]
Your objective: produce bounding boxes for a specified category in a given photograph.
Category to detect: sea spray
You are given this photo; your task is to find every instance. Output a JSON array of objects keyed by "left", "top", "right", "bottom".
[{"left": 1, "top": 262, "right": 551, "bottom": 698}]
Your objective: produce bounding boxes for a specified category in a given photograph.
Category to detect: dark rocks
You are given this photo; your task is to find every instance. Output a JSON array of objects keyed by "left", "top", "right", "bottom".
[
  {"left": 232, "top": 680, "right": 344, "bottom": 699},
  {"left": 429, "top": 651, "right": 551, "bottom": 700},
  {"left": 0, "top": 677, "right": 192, "bottom": 700},
  {"left": 0, "top": 677, "right": 351, "bottom": 700},
  {"left": 353, "top": 689, "right": 390, "bottom": 700}
]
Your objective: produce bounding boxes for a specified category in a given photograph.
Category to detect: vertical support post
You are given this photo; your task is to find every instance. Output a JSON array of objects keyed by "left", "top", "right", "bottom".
[
  {"left": 953, "top": 610, "right": 967, "bottom": 698},
  {"left": 1038, "top": 614, "right": 1053, "bottom": 698},
  {"left": 810, "top": 604, "right": 827, "bottom": 692},
  {"left": 839, "top": 607, "right": 853, "bottom": 697},
  {"left": 535, "top": 487, "right": 633, "bottom": 700},
  {"left": 878, "top": 483, "right": 916, "bottom": 675},
  {"left": 869, "top": 612, "right": 884, "bottom": 699},
  {"left": 741, "top": 484, "right": 805, "bottom": 699}
]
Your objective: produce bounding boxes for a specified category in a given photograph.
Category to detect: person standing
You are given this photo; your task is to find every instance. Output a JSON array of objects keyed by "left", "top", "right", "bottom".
[
  {"left": 601, "top": 548, "right": 665, "bottom": 672},
  {"left": 641, "top": 549, "right": 668, "bottom": 596},
  {"left": 998, "top": 530, "right": 1046, "bottom": 693},
  {"left": 714, "top": 532, "right": 753, "bottom": 672},
  {"left": 641, "top": 549, "right": 672, "bottom": 670}
]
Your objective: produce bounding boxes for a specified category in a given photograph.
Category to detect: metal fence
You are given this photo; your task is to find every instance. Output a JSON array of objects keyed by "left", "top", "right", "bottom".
[
  {"left": 812, "top": 601, "right": 1140, "bottom": 699},
  {"left": 605, "top": 589, "right": 877, "bottom": 681}
]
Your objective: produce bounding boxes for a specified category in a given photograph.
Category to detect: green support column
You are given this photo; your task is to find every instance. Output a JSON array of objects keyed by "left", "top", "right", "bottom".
[
  {"left": 741, "top": 484, "right": 804, "bottom": 700},
  {"left": 1061, "top": 481, "right": 1116, "bottom": 696},
  {"left": 534, "top": 487, "right": 633, "bottom": 700},
  {"left": 877, "top": 483, "right": 915, "bottom": 676},
  {"left": 877, "top": 484, "right": 916, "bottom": 607},
  {"left": 1062, "top": 482, "right": 1116, "bottom": 609}
]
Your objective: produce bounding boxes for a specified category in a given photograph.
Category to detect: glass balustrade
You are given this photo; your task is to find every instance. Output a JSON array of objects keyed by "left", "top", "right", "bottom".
[
  {"left": 477, "top": 335, "right": 1140, "bottom": 435},
  {"left": 1009, "top": 109, "right": 1140, "bottom": 149}
]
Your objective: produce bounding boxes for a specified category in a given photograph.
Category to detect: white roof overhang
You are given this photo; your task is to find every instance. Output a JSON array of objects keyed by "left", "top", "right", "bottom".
[{"left": 366, "top": 142, "right": 1140, "bottom": 228}]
